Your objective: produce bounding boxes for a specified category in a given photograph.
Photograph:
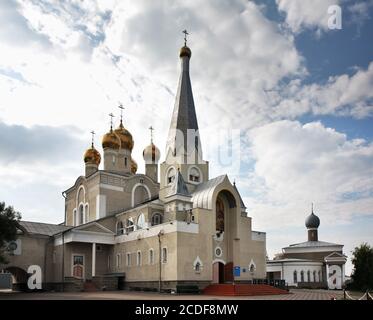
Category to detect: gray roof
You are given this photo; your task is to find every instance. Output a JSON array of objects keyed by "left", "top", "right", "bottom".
[
  {"left": 191, "top": 175, "right": 227, "bottom": 209},
  {"left": 166, "top": 50, "right": 200, "bottom": 156},
  {"left": 19, "top": 221, "right": 71, "bottom": 236},
  {"left": 285, "top": 240, "right": 343, "bottom": 249},
  {"left": 167, "top": 170, "right": 191, "bottom": 197},
  {"left": 233, "top": 182, "right": 246, "bottom": 209}
]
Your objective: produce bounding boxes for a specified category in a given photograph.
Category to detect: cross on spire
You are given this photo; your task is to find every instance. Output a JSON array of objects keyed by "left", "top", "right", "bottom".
[
  {"left": 311, "top": 202, "right": 314, "bottom": 214},
  {"left": 149, "top": 126, "right": 154, "bottom": 143},
  {"left": 118, "top": 103, "right": 125, "bottom": 124},
  {"left": 90, "top": 130, "right": 95, "bottom": 147},
  {"left": 109, "top": 113, "right": 115, "bottom": 131},
  {"left": 182, "top": 29, "right": 189, "bottom": 46}
]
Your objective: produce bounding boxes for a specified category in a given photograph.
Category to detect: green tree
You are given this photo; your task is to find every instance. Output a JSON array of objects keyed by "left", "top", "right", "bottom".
[
  {"left": 351, "top": 243, "right": 373, "bottom": 291},
  {"left": 0, "top": 202, "right": 21, "bottom": 264}
]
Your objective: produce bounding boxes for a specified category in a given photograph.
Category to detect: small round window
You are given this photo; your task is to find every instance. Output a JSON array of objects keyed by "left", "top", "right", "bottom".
[{"left": 215, "top": 247, "right": 222, "bottom": 257}]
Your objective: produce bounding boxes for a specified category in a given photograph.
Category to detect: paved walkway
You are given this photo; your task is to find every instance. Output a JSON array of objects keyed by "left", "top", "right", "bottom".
[{"left": 0, "top": 289, "right": 345, "bottom": 300}]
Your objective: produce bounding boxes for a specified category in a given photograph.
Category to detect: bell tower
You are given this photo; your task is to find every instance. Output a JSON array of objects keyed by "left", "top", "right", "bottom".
[{"left": 160, "top": 30, "right": 209, "bottom": 201}]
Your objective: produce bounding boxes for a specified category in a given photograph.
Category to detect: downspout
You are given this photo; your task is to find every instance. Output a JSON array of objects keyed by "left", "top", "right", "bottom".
[
  {"left": 158, "top": 231, "right": 162, "bottom": 293},
  {"left": 61, "top": 191, "right": 67, "bottom": 292}
]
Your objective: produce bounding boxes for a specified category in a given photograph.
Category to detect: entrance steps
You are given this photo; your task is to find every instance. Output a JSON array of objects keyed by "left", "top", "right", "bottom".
[
  {"left": 203, "top": 284, "right": 289, "bottom": 296},
  {"left": 83, "top": 280, "right": 98, "bottom": 292}
]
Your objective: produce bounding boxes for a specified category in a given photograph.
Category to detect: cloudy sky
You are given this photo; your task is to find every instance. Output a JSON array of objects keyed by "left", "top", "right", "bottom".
[{"left": 1, "top": 0, "right": 372, "bottom": 274}]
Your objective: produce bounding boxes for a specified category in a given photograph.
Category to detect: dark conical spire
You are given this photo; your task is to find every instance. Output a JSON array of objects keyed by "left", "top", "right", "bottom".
[{"left": 166, "top": 31, "right": 200, "bottom": 159}]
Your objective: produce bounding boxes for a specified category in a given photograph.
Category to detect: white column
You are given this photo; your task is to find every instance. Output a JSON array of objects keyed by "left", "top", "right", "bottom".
[
  {"left": 92, "top": 243, "right": 96, "bottom": 277},
  {"left": 326, "top": 264, "right": 330, "bottom": 289}
]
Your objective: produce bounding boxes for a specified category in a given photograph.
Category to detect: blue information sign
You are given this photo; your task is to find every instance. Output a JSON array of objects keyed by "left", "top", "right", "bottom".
[{"left": 234, "top": 266, "right": 241, "bottom": 277}]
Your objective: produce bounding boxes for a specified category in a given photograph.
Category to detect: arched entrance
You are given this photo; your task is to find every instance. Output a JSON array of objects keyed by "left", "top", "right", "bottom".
[
  {"left": 213, "top": 262, "right": 225, "bottom": 284},
  {"left": 3, "top": 266, "right": 28, "bottom": 291}
]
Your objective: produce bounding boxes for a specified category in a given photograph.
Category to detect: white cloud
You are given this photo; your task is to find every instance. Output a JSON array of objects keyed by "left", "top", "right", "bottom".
[
  {"left": 273, "top": 62, "right": 373, "bottom": 119},
  {"left": 245, "top": 120, "right": 373, "bottom": 232},
  {"left": 276, "top": 0, "right": 341, "bottom": 34}
]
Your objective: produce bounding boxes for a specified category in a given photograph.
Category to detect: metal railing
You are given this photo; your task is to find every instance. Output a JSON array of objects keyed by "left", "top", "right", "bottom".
[{"left": 343, "top": 289, "right": 373, "bottom": 300}]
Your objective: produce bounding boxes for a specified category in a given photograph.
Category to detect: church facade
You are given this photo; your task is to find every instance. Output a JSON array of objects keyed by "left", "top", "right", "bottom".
[{"left": 1, "top": 41, "right": 266, "bottom": 292}]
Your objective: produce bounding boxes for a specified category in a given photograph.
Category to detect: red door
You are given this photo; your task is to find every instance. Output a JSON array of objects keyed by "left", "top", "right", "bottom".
[
  {"left": 73, "top": 255, "right": 84, "bottom": 279},
  {"left": 224, "top": 262, "right": 233, "bottom": 282}
]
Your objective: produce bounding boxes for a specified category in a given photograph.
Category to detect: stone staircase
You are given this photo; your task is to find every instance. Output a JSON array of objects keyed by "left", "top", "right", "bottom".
[
  {"left": 83, "top": 280, "right": 98, "bottom": 292},
  {"left": 203, "top": 284, "right": 289, "bottom": 296}
]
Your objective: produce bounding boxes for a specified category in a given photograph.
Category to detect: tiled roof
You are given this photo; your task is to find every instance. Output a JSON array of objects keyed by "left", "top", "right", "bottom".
[{"left": 19, "top": 221, "right": 71, "bottom": 236}]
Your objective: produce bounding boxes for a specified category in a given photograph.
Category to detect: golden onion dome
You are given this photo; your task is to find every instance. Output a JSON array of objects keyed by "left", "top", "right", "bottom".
[
  {"left": 114, "top": 122, "right": 134, "bottom": 151},
  {"left": 180, "top": 45, "right": 191, "bottom": 58},
  {"left": 143, "top": 142, "right": 161, "bottom": 164},
  {"left": 102, "top": 129, "right": 121, "bottom": 150},
  {"left": 130, "top": 157, "right": 138, "bottom": 174},
  {"left": 84, "top": 147, "right": 101, "bottom": 166}
]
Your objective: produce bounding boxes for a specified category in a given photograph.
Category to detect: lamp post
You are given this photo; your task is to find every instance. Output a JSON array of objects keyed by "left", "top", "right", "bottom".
[{"left": 158, "top": 230, "right": 164, "bottom": 293}]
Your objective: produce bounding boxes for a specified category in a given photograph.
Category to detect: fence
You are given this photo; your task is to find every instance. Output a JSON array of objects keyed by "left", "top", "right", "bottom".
[{"left": 343, "top": 289, "right": 373, "bottom": 300}]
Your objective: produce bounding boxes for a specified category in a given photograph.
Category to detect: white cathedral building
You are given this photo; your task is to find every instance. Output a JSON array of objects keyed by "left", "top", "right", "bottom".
[{"left": 1, "top": 38, "right": 267, "bottom": 292}]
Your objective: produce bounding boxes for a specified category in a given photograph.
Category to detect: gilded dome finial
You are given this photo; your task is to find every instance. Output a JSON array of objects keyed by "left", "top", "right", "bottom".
[
  {"left": 84, "top": 130, "right": 101, "bottom": 166},
  {"left": 180, "top": 29, "right": 192, "bottom": 58},
  {"left": 149, "top": 125, "right": 154, "bottom": 143},
  {"left": 90, "top": 130, "right": 95, "bottom": 148},
  {"left": 182, "top": 29, "right": 189, "bottom": 46},
  {"left": 143, "top": 125, "right": 160, "bottom": 164},
  {"left": 118, "top": 103, "right": 125, "bottom": 127},
  {"left": 108, "top": 112, "right": 115, "bottom": 132}
]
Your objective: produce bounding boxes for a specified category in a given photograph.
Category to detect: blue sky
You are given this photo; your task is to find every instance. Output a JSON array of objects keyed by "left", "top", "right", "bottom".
[{"left": 0, "top": 0, "right": 372, "bottom": 275}]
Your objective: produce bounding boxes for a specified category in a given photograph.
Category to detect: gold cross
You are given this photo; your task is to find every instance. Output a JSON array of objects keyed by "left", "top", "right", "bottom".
[
  {"left": 109, "top": 113, "right": 115, "bottom": 130},
  {"left": 118, "top": 103, "right": 125, "bottom": 122},
  {"left": 182, "top": 29, "right": 189, "bottom": 46},
  {"left": 90, "top": 130, "right": 95, "bottom": 147},
  {"left": 149, "top": 126, "right": 154, "bottom": 143}
]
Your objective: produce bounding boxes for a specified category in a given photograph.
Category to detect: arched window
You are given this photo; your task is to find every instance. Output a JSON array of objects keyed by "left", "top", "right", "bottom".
[
  {"left": 149, "top": 249, "right": 154, "bottom": 265},
  {"left": 162, "top": 248, "right": 167, "bottom": 263},
  {"left": 307, "top": 270, "right": 311, "bottom": 282},
  {"left": 216, "top": 198, "right": 225, "bottom": 232},
  {"left": 189, "top": 167, "right": 201, "bottom": 183},
  {"left": 117, "top": 221, "right": 124, "bottom": 235},
  {"left": 195, "top": 262, "right": 201, "bottom": 272},
  {"left": 167, "top": 167, "right": 176, "bottom": 184},
  {"left": 300, "top": 271, "right": 304, "bottom": 282},
  {"left": 126, "top": 253, "right": 131, "bottom": 266},
  {"left": 137, "top": 213, "right": 146, "bottom": 230},
  {"left": 313, "top": 270, "right": 316, "bottom": 282},
  {"left": 151, "top": 213, "right": 163, "bottom": 226},
  {"left": 293, "top": 270, "right": 298, "bottom": 283},
  {"left": 137, "top": 251, "right": 142, "bottom": 266},
  {"left": 85, "top": 205, "right": 89, "bottom": 223},
  {"left": 79, "top": 205, "right": 84, "bottom": 225},
  {"left": 133, "top": 185, "right": 150, "bottom": 207},
  {"left": 116, "top": 254, "right": 121, "bottom": 268},
  {"left": 73, "top": 209, "right": 77, "bottom": 226},
  {"left": 126, "top": 218, "right": 134, "bottom": 233}
]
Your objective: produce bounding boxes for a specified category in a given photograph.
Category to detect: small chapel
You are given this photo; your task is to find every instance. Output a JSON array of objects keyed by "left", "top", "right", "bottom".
[{"left": 1, "top": 34, "right": 266, "bottom": 292}]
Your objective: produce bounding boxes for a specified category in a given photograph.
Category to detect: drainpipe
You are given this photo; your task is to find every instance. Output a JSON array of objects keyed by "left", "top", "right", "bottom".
[
  {"left": 61, "top": 231, "right": 65, "bottom": 292},
  {"left": 61, "top": 191, "right": 67, "bottom": 292},
  {"left": 158, "top": 230, "right": 164, "bottom": 293}
]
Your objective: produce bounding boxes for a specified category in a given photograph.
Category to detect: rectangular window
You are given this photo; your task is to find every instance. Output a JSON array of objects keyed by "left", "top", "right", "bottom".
[
  {"left": 137, "top": 251, "right": 142, "bottom": 266},
  {"left": 162, "top": 248, "right": 167, "bottom": 264},
  {"left": 116, "top": 254, "right": 121, "bottom": 268},
  {"left": 149, "top": 250, "right": 154, "bottom": 265}
]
